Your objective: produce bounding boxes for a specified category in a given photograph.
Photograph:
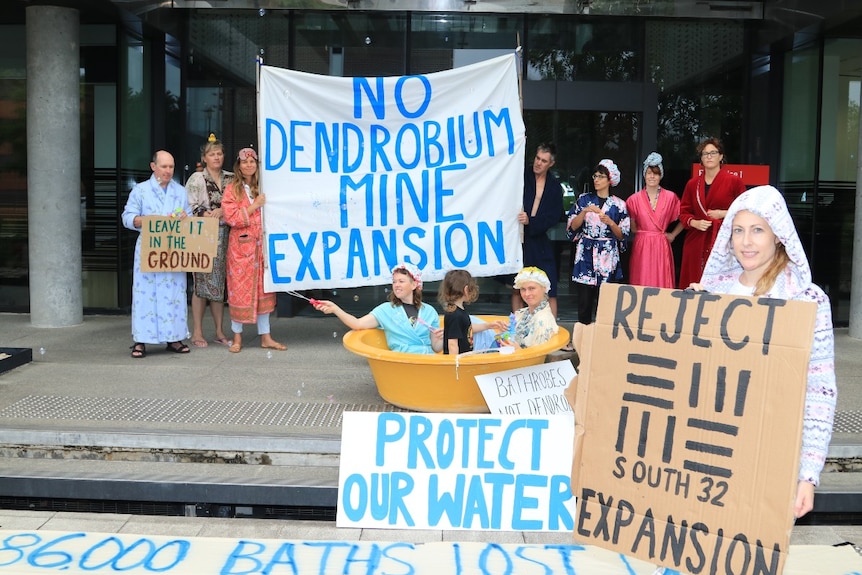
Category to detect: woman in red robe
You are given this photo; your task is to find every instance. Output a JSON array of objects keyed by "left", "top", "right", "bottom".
[
  {"left": 678, "top": 138, "right": 745, "bottom": 288},
  {"left": 223, "top": 147, "right": 286, "bottom": 353}
]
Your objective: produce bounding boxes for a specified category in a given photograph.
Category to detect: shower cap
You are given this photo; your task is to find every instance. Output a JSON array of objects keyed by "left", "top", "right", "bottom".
[
  {"left": 391, "top": 262, "right": 422, "bottom": 290},
  {"left": 598, "top": 159, "right": 620, "bottom": 187},
  {"left": 642, "top": 152, "right": 664, "bottom": 179},
  {"left": 513, "top": 266, "right": 551, "bottom": 293}
]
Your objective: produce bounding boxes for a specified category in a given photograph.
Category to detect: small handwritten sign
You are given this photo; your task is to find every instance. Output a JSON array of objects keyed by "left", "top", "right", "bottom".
[
  {"left": 475, "top": 360, "right": 576, "bottom": 419},
  {"left": 140, "top": 216, "right": 218, "bottom": 272}
]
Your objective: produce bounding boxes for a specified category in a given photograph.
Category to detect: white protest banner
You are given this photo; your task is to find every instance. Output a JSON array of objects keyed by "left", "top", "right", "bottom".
[
  {"left": 475, "top": 359, "right": 576, "bottom": 419},
  {"left": 1, "top": 530, "right": 860, "bottom": 575},
  {"left": 337, "top": 412, "right": 576, "bottom": 531},
  {"left": 258, "top": 54, "right": 525, "bottom": 291}
]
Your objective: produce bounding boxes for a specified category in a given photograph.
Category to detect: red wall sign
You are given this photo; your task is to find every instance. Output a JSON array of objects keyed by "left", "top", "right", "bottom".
[{"left": 690, "top": 164, "right": 770, "bottom": 186}]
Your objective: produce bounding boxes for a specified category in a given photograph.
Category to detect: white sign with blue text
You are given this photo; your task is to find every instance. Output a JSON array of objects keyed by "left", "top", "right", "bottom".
[
  {"left": 336, "top": 412, "right": 576, "bottom": 531},
  {"left": 258, "top": 54, "right": 526, "bottom": 291}
]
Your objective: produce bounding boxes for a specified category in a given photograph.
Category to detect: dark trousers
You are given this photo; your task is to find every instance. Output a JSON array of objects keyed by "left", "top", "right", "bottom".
[{"left": 576, "top": 278, "right": 618, "bottom": 324}]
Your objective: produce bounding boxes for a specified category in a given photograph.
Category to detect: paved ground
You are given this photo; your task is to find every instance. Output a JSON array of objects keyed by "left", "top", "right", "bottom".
[{"left": 0, "top": 312, "right": 861, "bottom": 550}]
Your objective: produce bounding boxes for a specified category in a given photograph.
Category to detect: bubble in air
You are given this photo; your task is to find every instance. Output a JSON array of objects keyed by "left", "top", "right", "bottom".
[
  {"left": 39, "top": 347, "right": 45, "bottom": 356},
  {"left": 332, "top": 290, "right": 338, "bottom": 296},
  {"left": 266, "top": 351, "right": 273, "bottom": 359},
  {"left": 353, "top": 295, "right": 359, "bottom": 301},
  {"left": 332, "top": 332, "right": 338, "bottom": 338},
  {"left": 296, "top": 389, "right": 302, "bottom": 397},
  {"left": 327, "top": 395, "right": 334, "bottom": 403}
]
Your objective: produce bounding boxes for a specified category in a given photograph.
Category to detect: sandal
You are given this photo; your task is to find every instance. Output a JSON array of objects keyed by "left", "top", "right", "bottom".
[
  {"left": 261, "top": 341, "right": 287, "bottom": 351},
  {"left": 130, "top": 343, "right": 146, "bottom": 359},
  {"left": 228, "top": 341, "right": 242, "bottom": 353},
  {"left": 166, "top": 341, "right": 190, "bottom": 354}
]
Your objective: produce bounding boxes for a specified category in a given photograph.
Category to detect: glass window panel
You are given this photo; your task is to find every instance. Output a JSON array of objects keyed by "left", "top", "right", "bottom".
[
  {"left": 526, "top": 16, "right": 641, "bottom": 81},
  {"left": 0, "top": 74, "right": 28, "bottom": 311},
  {"left": 410, "top": 13, "right": 523, "bottom": 75},
  {"left": 294, "top": 12, "right": 406, "bottom": 76},
  {"left": 813, "top": 38, "right": 861, "bottom": 321}
]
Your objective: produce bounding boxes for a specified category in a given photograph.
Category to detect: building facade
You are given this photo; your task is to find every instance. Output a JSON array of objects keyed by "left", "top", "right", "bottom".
[{"left": 1, "top": 0, "right": 860, "bottom": 324}]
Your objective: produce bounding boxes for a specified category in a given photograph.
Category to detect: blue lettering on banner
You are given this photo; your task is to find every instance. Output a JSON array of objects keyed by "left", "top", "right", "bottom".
[
  {"left": 268, "top": 220, "right": 505, "bottom": 284},
  {"left": 0, "top": 531, "right": 850, "bottom": 574},
  {"left": 262, "top": 112, "right": 514, "bottom": 175},
  {"left": 353, "top": 75, "right": 432, "bottom": 121}
]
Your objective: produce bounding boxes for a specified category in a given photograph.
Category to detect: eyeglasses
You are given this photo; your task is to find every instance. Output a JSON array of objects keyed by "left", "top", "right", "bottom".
[
  {"left": 592, "top": 173, "right": 607, "bottom": 180},
  {"left": 701, "top": 150, "right": 720, "bottom": 158}
]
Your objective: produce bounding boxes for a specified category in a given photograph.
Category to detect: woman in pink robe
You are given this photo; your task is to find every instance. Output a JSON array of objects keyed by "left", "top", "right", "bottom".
[
  {"left": 626, "top": 152, "right": 683, "bottom": 289},
  {"left": 222, "top": 147, "right": 285, "bottom": 353}
]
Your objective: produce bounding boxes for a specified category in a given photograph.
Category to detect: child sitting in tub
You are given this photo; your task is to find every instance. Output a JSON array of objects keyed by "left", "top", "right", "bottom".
[
  {"left": 312, "top": 262, "right": 444, "bottom": 354},
  {"left": 437, "top": 269, "right": 509, "bottom": 355},
  {"left": 502, "top": 267, "right": 559, "bottom": 349}
]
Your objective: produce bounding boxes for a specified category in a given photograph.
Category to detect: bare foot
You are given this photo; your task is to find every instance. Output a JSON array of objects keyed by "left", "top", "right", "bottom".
[{"left": 261, "top": 335, "right": 286, "bottom": 351}]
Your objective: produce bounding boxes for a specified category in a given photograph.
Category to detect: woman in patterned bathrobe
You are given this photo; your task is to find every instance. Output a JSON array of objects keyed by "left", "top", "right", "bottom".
[
  {"left": 566, "top": 159, "right": 630, "bottom": 325},
  {"left": 222, "top": 147, "right": 285, "bottom": 354}
]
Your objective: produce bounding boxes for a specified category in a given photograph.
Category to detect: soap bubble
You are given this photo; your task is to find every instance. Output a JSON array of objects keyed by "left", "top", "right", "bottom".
[
  {"left": 353, "top": 295, "right": 360, "bottom": 301},
  {"left": 332, "top": 332, "right": 338, "bottom": 338},
  {"left": 332, "top": 290, "right": 338, "bottom": 296},
  {"left": 39, "top": 347, "right": 45, "bottom": 357},
  {"left": 296, "top": 389, "right": 302, "bottom": 397},
  {"left": 266, "top": 351, "right": 272, "bottom": 359}
]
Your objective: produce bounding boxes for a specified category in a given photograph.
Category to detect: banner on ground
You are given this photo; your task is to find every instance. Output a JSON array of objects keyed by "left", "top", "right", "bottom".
[
  {"left": 337, "top": 411, "right": 576, "bottom": 531},
  {"left": 2, "top": 530, "right": 860, "bottom": 574},
  {"left": 140, "top": 216, "right": 217, "bottom": 272},
  {"left": 258, "top": 54, "right": 526, "bottom": 291},
  {"left": 568, "top": 284, "right": 817, "bottom": 575}
]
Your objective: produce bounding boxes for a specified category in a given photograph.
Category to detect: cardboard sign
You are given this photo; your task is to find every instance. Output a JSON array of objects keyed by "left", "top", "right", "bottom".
[
  {"left": 690, "top": 164, "right": 770, "bottom": 186},
  {"left": 140, "top": 216, "right": 218, "bottom": 272},
  {"left": 258, "top": 54, "right": 525, "bottom": 291},
  {"left": 337, "top": 411, "right": 577, "bottom": 531},
  {"left": 567, "top": 284, "right": 817, "bottom": 575},
  {"left": 475, "top": 360, "right": 577, "bottom": 419}
]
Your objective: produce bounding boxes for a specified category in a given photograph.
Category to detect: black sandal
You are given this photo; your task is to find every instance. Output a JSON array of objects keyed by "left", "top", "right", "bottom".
[
  {"left": 166, "top": 341, "right": 190, "bottom": 354},
  {"left": 130, "top": 342, "right": 146, "bottom": 358}
]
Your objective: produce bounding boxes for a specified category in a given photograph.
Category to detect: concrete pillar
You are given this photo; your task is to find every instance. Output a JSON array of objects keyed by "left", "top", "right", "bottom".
[
  {"left": 26, "top": 5, "right": 82, "bottom": 327},
  {"left": 850, "top": 77, "right": 862, "bottom": 339}
]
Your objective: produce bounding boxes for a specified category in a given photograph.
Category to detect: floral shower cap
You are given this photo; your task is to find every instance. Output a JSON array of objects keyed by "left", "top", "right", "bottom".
[
  {"left": 642, "top": 152, "right": 664, "bottom": 179},
  {"left": 598, "top": 159, "right": 621, "bottom": 187},
  {"left": 391, "top": 262, "right": 422, "bottom": 290},
  {"left": 513, "top": 266, "right": 551, "bottom": 293}
]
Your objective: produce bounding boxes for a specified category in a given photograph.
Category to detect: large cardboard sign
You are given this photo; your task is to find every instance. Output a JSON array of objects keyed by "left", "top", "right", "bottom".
[
  {"left": 258, "top": 54, "right": 525, "bottom": 291},
  {"left": 337, "top": 411, "right": 577, "bottom": 531},
  {"left": 140, "top": 216, "right": 218, "bottom": 272},
  {"left": 567, "top": 284, "right": 817, "bottom": 575},
  {"left": 475, "top": 359, "right": 577, "bottom": 418}
]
